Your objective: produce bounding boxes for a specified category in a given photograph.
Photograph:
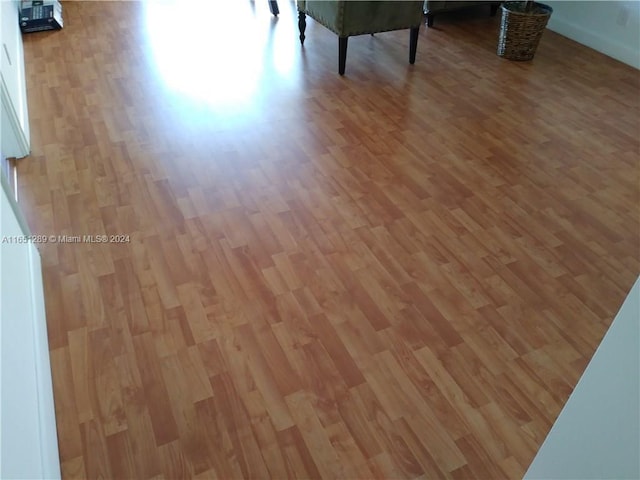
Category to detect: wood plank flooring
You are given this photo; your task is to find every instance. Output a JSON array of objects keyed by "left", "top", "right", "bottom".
[{"left": 16, "top": 1, "right": 639, "bottom": 478}]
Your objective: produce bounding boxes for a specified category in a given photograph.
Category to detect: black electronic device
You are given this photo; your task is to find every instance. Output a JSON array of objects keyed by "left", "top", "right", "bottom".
[{"left": 19, "top": 1, "right": 63, "bottom": 33}]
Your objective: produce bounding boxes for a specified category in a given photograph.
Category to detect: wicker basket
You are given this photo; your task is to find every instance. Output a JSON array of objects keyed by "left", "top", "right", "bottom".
[{"left": 497, "top": 2, "right": 553, "bottom": 61}]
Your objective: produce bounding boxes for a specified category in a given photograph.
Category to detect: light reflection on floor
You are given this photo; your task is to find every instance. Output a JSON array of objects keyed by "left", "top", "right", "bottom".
[{"left": 143, "top": 0, "right": 297, "bottom": 112}]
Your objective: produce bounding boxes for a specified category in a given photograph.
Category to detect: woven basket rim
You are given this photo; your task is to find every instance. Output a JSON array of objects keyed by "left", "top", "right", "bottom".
[{"left": 501, "top": 2, "right": 553, "bottom": 17}]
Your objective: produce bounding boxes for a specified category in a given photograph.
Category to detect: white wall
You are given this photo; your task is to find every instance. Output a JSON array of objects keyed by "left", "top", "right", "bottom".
[
  {"left": 1, "top": 0, "right": 31, "bottom": 158},
  {"left": 1, "top": 174, "right": 61, "bottom": 480},
  {"left": 545, "top": 1, "right": 640, "bottom": 68},
  {"left": 525, "top": 277, "right": 640, "bottom": 479}
]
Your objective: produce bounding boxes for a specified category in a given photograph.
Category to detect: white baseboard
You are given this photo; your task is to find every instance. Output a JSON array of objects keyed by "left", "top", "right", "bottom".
[{"left": 547, "top": 16, "right": 640, "bottom": 69}]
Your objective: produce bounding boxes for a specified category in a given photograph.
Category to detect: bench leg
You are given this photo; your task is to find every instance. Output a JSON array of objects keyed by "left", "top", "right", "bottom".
[
  {"left": 339, "top": 37, "right": 348, "bottom": 75},
  {"left": 426, "top": 13, "right": 434, "bottom": 27},
  {"left": 298, "top": 11, "right": 306, "bottom": 45},
  {"left": 409, "top": 26, "right": 419, "bottom": 64}
]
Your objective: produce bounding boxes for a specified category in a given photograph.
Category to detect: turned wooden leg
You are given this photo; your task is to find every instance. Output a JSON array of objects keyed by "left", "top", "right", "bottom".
[
  {"left": 426, "top": 13, "right": 434, "bottom": 27},
  {"left": 490, "top": 3, "right": 499, "bottom": 16},
  {"left": 268, "top": 0, "right": 279, "bottom": 16},
  {"left": 338, "top": 36, "right": 348, "bottom": 75},
  {"left": 298, "top": 11, "right": 306, "bottom": 45},
  {"left": 409, "top": 26, "right": 419, "bottom": 64}
]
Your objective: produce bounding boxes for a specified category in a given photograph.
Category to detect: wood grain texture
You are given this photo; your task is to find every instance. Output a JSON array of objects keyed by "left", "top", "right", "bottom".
[{"left": 17, "top": 1, "right": 639, "bottom": 478}]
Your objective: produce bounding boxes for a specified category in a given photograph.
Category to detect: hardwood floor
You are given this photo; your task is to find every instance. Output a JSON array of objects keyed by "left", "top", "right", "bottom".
[{"left": 16, "top": 1, "right": 639, "bottom": 478}]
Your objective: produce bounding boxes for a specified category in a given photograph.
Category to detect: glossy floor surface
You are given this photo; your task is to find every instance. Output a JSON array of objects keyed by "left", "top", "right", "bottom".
[{"left": 17, "top": 1, "right": 640, "bottom": 478}]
